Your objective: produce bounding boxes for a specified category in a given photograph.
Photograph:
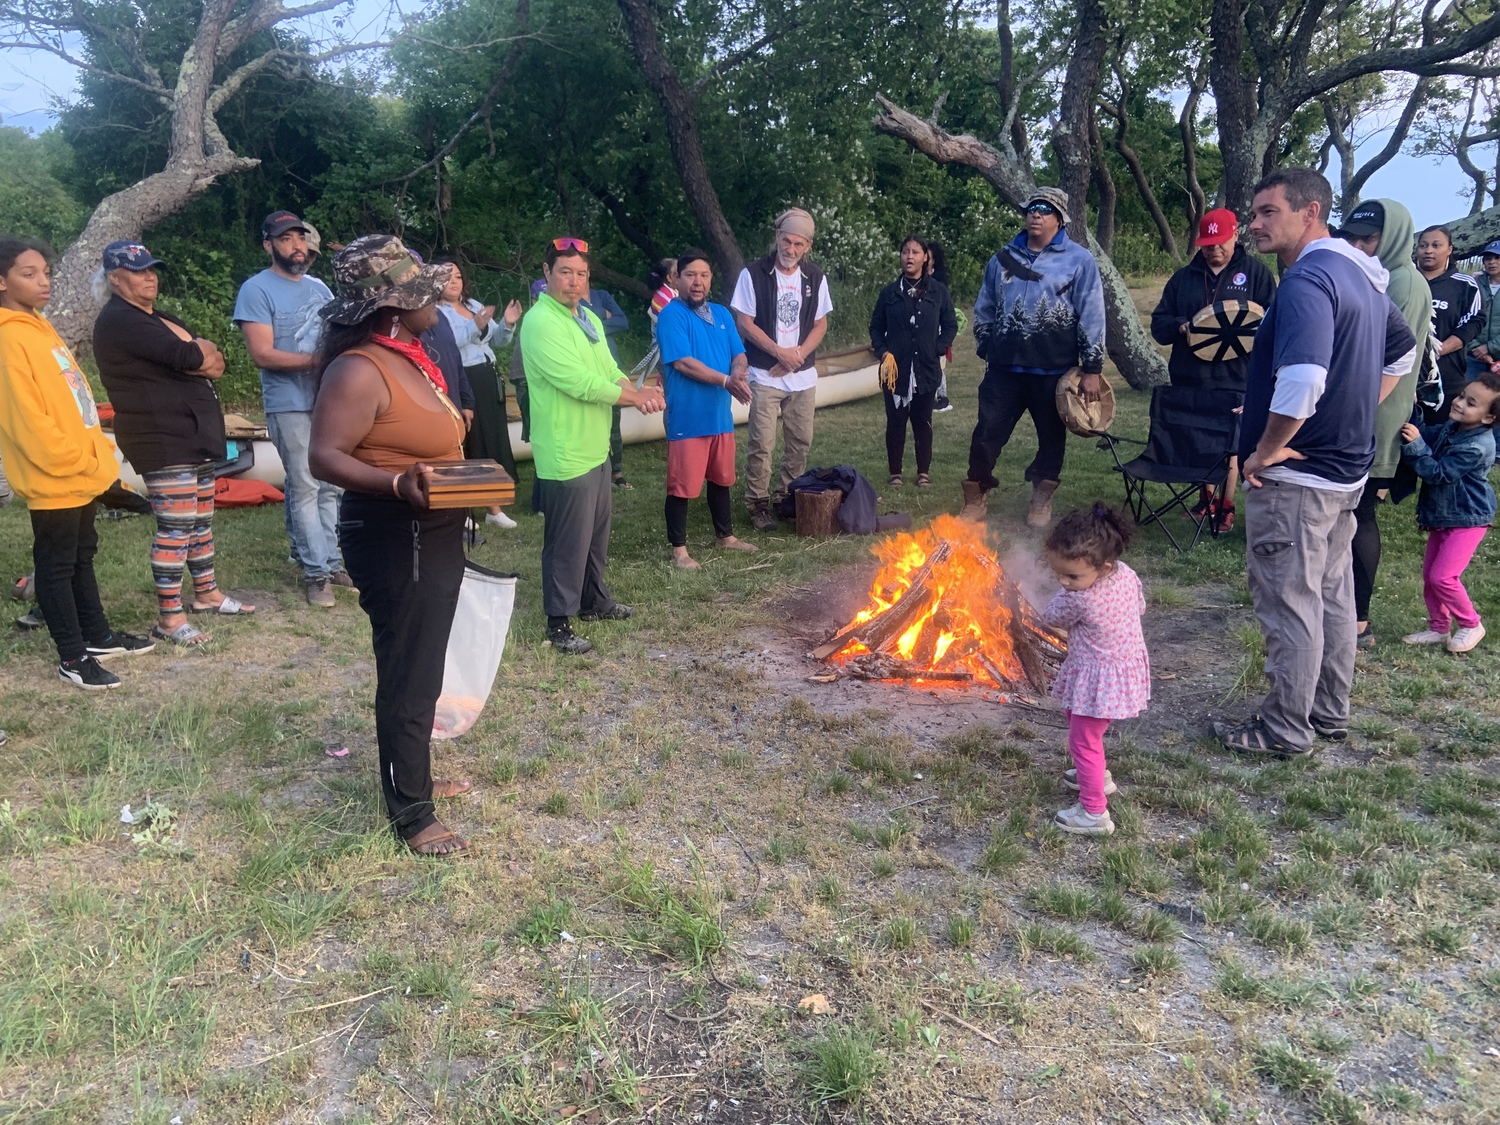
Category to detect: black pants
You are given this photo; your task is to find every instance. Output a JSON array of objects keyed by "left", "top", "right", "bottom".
[
  {"left": 31, "top": 502, "right": 112, "bottom": 662},
  {"left": 1351, "top": 478, "right": 1391, "bottom": 622},
  {"left": 534, "top": 462, "right": 614, "bottom": 618},
  {"left": 666, "top": 484, "right": 732, "bottom": 547},
  {"left": 966, "top": 368, "right": 1066, "bottom": 489},
  {"left": 462, "top": 360, "right": 517, "bottom": 480},
  {"left": 610, "top": 405, "right": 625, "bottom": 476},
  {"left": 339, "top": 493, "right": 466, "bottom": 840},
  {"left": 885, "top": 388, "right": 937, "bottom": 475}
]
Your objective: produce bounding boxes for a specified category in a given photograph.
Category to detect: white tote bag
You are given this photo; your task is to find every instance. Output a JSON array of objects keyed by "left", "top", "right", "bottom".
[{"left": 432, "top": 562, "right": 516, "bottom": 739}]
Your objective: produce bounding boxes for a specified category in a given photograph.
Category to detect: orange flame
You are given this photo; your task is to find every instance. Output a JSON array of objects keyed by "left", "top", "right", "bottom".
[{"left": 834, "top": 514, "right": 1022, "bottom": 686}]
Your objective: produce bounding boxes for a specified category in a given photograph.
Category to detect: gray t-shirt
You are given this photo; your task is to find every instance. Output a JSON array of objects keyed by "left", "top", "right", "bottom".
[{"left": 232, "top": 269, "right": 333, "bottom": 413}]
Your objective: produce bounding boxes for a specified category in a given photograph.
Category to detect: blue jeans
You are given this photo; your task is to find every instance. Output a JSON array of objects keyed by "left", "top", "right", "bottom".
[
  {"left": 1467, "top": 355, "right": 1493, "bottom": 380},
  {"left": 268, "top": 410, "right": 341, "bottom": 579}
]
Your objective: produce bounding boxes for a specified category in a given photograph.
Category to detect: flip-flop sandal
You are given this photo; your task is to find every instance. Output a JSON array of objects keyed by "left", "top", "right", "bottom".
[
  {"left": 151, "top": 621, "right": 211, "bottom": 647},
  {"left": 613, "top": 475, "right": 634, "bottom": 491},
  {"left": 189, "top": 595, "right": 255, "bottom": 616},
  {"left": 1213, "top": 718, "right": 1305, "bottom": 758},
  {"left": 406, "top": 830, "right": 471, "bottom": 857}
]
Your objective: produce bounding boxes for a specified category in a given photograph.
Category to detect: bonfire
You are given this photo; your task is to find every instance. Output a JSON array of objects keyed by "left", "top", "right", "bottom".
[{"left": 813, "top": 515, "right": 1066, "bottom": 692}]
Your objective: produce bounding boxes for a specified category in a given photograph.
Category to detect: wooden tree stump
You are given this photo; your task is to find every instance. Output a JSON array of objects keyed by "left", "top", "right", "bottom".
[{"left": 795, "top": 489, "right": 843, "bottom": 537}]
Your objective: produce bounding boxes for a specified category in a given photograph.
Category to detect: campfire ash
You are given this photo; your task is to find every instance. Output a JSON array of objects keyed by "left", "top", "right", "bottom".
[{"left": 812, "top": 515, "right": 1066, "bottom": 692}]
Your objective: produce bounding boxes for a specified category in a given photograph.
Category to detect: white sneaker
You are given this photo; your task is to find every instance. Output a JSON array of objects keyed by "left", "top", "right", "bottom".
[
  {"left": 1402, "top": 629, "right": 1449, "bottom": 645},
  {"left": 1055, "top": 802, "right": 1115, "bottom": 836},
  {"left": 1063, "top": 768, "right": 1117, "bottom": 796},
  {"left": 485, "top": 510, "right": 518, "bottom": 529},
  {"left": 1447, "top": 623, "right": 1486, "bottom": 653}
]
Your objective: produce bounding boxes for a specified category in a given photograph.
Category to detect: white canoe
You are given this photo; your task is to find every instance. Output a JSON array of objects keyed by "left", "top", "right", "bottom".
[{"left": 108, "top": 353, "right": 882, "bottom": 492}]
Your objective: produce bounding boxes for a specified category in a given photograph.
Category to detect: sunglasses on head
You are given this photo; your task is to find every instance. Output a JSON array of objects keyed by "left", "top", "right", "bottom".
[
  {"left": 551, "top": 237, "right": 589, "bottom": 253},
  {"left": 1026, "top": 202, "right": 1056, "bottom": 216}
]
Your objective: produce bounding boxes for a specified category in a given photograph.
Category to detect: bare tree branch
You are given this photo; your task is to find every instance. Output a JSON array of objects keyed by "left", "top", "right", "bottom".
[
  {"left": 393, "top": 0, "right": 532, "bottom": 185},
  {"left": 218, "top": 0, "right": 352, "bottom": 62},
  {"left": 688, "top": 23, "right": 793, "bottom": 99},
  {"left": 1342, "top": 78, "right": 1433, "bottom": 208},
  {"left": 0, "top": 35, "right": 170, "bottom": 101}
]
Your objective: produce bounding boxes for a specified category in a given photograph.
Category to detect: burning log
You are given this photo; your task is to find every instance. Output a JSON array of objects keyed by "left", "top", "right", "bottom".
[
  {"left": 814, "top": 515, "right": 1066, "bottom": 693},
  {"left": 812, "top": 541, "right": 954, "bottom": 660}
]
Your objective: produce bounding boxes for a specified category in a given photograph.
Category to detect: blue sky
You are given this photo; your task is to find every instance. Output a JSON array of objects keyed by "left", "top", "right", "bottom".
[{"left": 0, "top": 13, "right": 1488, "bottom": 232}]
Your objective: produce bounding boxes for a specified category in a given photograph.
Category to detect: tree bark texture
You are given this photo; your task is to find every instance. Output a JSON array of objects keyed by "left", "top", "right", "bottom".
[
  {"left": 615, "top": 0, "right": 745, "bottom": 284},
  {"left": 873, "top": 96, "right": 1168, "bottom": 389},
  {"left": 1052, "top": 0, "right": 1107, "bottom": 243},
  {"left": 1088, "top": 109, "right": 1116, "bottom": 254},
  {"left": 1179, "top": 65, "right": 1210, "bottom": 229}
]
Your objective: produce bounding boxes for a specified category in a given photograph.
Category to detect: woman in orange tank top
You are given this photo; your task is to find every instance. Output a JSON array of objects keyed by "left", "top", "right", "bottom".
[{"left": 310, "top": 234, "right": 473, "bottom": 858}]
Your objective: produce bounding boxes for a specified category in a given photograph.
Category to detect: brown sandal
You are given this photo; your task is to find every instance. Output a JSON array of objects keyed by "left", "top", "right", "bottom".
[
  {"left": 406, "top": 822, "right": 471, "bottom": 857},
  {"left": 432, "top": 779, "right": 473, "bottom": 799}
]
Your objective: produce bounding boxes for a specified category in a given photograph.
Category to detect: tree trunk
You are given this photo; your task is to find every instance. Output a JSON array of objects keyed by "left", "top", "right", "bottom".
[
  {"left": 1105, "top": 72, "right": 1181, "bottom": 260},
  {"left": 1088, "top": 110, "right": 1116, "bottom": 254},
  {"left": 1208, "top": 0, "right": 1264, "bottom": 215},
  {"left": 615, "top": 0, "right": 744, "bottom": 284},
  {"left": 996, "top": 0, "right": 1030, "bottom": 168},
  {"left": 1179, "top": 63, "right": 1210, "bottom": 229},
  {"left": 1052, "top": 0, "right": 1108, "bottom": 238},
  {"left": 1445, "top": 203, "right": 1500, "bottom": 256},
  {"left": 872, "top": 95, "right": 1168, "bottom": 389}
]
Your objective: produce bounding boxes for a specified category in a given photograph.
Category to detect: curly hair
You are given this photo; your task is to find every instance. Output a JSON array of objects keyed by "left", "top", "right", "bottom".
[{"left": 1044, "top": 502, "right": 1134, "bottom": 568}]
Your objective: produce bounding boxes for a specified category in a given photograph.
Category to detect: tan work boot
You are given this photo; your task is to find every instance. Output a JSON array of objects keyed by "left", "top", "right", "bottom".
[
  {"left": 958, "top": 480, "right": 988, "bottom": 521},
  {"left": 1026, "top": 480, "right": 1060, "bottom": 528}
]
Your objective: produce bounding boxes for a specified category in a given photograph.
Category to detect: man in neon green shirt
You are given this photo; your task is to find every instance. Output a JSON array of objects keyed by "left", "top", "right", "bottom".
[{"left": 521, "top": 238, "right": 664, "bottom": 653}]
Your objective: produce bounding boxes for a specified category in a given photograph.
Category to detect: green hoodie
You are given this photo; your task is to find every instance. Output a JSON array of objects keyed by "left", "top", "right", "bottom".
[{"left": 1370, "top": 198, "right": 1430, "bottom": 479}]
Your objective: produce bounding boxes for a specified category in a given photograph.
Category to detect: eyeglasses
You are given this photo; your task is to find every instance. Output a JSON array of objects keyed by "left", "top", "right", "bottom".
[
  {"left": 1026, "top": 203, "right": 1056, "bottom": 217},
  {"left": 551, "top": 237, "right": 590, "bottom": 253}
]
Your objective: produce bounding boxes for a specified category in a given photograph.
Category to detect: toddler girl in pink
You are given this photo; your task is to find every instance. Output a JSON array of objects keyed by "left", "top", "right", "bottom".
[{"left": 1041, "top": 504, "right": 1150, "bottom": 836}]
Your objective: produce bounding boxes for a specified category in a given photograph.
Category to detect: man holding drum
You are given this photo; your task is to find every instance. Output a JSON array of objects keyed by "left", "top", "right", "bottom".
[{"left": 1150, "top": 208, "right": 1277, "bottom": 531}]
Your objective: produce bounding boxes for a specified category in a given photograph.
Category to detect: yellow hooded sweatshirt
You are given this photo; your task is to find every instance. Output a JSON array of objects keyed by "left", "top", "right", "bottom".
[{"left": 0, "top": 307, "right": 119, "bottom": 509}]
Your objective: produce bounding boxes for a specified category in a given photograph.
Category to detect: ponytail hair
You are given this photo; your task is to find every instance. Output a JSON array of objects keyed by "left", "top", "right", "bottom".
[{"left": 1044, "top": 502, "right": 1133, "bottom": 568}]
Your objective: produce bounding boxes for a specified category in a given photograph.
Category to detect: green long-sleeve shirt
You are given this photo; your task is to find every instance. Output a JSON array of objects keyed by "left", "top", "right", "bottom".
[{"left": 518, "top": 293, "right": 625, "bottom": 480}]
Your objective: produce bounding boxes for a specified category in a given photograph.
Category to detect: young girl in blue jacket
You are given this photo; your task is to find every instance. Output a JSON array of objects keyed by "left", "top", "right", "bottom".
[{"left": 1399, "top": 372, "right": 1500, "bottom": 653}]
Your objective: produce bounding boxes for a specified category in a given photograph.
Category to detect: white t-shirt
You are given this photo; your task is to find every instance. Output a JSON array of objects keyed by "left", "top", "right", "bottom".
[{"left": 730, "top": 265, "right": 834, "bottom": 392}]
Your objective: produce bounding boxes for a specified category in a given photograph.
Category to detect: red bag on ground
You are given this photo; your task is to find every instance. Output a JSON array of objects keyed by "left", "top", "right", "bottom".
[{"left": 214, "top": 477, "right": 284, "bottom": 507}]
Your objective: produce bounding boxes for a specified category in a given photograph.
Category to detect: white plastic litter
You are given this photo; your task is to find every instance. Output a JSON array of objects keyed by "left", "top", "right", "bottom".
[
  {"left": 432, "top": 564, "right": 516, "bottom": 739},
  {"left": 120, "top": 804, "right": 135, "bottom": 824}
]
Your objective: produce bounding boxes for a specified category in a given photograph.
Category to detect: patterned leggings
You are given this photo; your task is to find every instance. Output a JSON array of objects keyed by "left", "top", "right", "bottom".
[{"left": 142, "top": 464, "right": 218, "bottom": 615}]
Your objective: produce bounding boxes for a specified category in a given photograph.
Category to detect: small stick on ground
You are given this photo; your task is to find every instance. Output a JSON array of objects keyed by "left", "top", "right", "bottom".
[{"left": 918, "top": 998, "right": 1006, "bottom": 1047}]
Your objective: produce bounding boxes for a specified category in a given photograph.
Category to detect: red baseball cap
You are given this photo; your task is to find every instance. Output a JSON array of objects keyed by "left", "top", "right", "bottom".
[{"left": 1195, "top": 208, "right": 1238, "bottom": 247}]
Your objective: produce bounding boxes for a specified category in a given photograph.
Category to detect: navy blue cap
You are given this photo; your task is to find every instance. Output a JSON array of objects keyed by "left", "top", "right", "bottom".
[
  {"left": 1483, "top": 239, "right": 1500, "bottom": 257},
  {"left": 101, "top": 241, "right": 165, "bottom": 271}
]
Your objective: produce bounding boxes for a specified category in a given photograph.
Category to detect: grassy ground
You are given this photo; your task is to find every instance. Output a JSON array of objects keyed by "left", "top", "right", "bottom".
[{"left": 1, "top": 332, "right": 1498, "bottom": 1125}]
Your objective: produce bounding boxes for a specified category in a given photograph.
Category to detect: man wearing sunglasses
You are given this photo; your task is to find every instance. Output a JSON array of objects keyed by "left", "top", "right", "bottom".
[
  {"left": 962, "top": 187, "right": 1106, "bottom": 528},
  {"left": 520, "top": 237, "right": 666, "bottom": 654}
]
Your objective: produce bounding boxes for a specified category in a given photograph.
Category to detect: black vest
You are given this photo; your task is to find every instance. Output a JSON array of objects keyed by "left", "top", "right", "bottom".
[{"left": 743, "top": 254, "right": 827, "bottom": 371}]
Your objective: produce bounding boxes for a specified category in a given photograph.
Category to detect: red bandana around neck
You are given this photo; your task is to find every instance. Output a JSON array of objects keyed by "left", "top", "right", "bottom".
[{"left": 373, "top": 333, "right": 448, "bottom": 396}]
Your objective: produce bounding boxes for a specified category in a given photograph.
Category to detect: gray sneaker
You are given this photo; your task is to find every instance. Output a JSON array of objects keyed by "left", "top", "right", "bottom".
[
  {"left": 305, "top": 577, "right": 336, "bottom": 607},
  {"left": 1054, "top": 802, "right": 1115, "bottom": 836}
]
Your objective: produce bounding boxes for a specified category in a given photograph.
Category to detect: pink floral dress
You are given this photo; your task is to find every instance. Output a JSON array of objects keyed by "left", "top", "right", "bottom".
[{"left": 1042, "top": 562, "right": 1151, "bottom": 720}]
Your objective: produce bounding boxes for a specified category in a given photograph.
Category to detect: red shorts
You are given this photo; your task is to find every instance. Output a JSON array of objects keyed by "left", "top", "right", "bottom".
[{"left": 666, "top": 433, "right": 736, "bottom": 498}]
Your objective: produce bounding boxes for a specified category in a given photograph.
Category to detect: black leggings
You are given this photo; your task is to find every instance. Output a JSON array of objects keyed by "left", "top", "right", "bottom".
[
  {"left": 666, "top": 484, "right": 732, "bottom": 547},
  {"left": 884, "top": 388, "right": 936, "bottom": 475},
  {"left": 338, "top": 493, "right": 466, "bottom": 840},
  {"left": 1351, "top": 479, "right": 1390, "bottom": 623}
]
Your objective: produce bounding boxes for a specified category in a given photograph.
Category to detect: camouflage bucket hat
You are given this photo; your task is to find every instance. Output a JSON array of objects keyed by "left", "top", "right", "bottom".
[
  {"left": 321, "top": 234, "right": 452, "bottom": 325},
  {"left": 1023, "top": 186, "right": 1071, "bottom": 226}
]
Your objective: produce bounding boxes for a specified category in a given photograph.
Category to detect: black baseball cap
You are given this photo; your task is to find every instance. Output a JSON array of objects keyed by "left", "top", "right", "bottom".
[
  {"left": 261, "top": 210, "right": 308, "bottom": 240},
  {"left": 1335, "top": 200, "right": 1385, "bottom": 239}
]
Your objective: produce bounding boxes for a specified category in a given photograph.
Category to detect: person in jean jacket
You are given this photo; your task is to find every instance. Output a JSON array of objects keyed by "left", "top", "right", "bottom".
[{"left": 1397, "top": 372, "right": 1500, "bottom": 654}]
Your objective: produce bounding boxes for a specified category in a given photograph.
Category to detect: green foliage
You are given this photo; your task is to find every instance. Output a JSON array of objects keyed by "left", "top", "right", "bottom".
[
  {"left": 0, "top": 127, "right": 86, "bottom": 247},
  {"left": 801, "top": 1026, "right": 884, "bottom": 1105}
]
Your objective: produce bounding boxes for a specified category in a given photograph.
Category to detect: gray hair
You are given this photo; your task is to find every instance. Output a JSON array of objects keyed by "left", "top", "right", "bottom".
[{"left": 90, "top": 266, "right": 111, "bottom": 304}]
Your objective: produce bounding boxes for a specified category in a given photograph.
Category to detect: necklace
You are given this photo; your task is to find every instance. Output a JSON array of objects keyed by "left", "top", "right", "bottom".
[{"left": 371, "top": 334, "right": 464, "bottom": 429}]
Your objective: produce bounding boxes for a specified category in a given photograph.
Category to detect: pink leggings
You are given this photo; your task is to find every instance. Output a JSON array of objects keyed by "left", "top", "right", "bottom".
[
  {"left": 1423, "top": 526, "right": 1487, "bottom": 632},
  {"left": 1067, "top": 712, "right": 1112, "bottom": 814}
]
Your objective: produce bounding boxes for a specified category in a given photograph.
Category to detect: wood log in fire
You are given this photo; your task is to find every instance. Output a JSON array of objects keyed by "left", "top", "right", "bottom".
[{"left": 811, "top": 541, "right": 954, "bottom": 660}]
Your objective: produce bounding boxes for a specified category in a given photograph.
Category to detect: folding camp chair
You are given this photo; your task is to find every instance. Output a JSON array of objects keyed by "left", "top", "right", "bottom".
[{"left": 1095, "top": 386, "right": 1243, "bottom": 551}]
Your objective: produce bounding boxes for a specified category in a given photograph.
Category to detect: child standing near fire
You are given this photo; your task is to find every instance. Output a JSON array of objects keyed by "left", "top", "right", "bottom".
[{"left": 1041, "top": 503, "right": 1150, "bottom": 836}]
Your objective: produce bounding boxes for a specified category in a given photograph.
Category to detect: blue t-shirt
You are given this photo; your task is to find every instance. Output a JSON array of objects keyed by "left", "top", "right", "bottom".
[
  {"left": 1238, "top": 248, "right": 1414, "bottom": 484},
  {"left": 657, "top": 300, "right": 744, "bottom": 440},
  {"left": 232, "top": 269, "right": 334, "bottom": 413}
]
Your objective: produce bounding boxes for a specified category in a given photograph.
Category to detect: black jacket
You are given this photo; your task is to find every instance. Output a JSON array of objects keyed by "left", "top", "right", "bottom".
[
  {"left": 1427, "top": 268, "right": 1485, "bottom": 400},
  {"left": 1150, "top": 246, "right": 1277, "bottom": 391},
  {"left": 93, "top": 296, "right": 226, "bottom": 474},
  {"left": 868, "top": 277, "right": 958, "bottom": 397},
  {"left": 421, "top": 315, "right": 474, "bottom": 412}
]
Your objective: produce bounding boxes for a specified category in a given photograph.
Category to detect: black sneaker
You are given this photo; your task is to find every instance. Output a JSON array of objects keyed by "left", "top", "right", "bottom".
[
  {"left": 546, "top": 626, "right": 594, "bottom": 655},
  {"left": 579, "top": 603, "right": 633, "bottom": 622},
  {"left": 58, "top": 656, "right": 121, "bottom": 691},
  {"left": 933, "top": 397, "right": 953, "bottom": 413},
  {"left": 15, "top": 605, "right": 44, "bottom": 630},
  {"left": 87, "top": 632, "right": 156, "bottom": 659}
]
